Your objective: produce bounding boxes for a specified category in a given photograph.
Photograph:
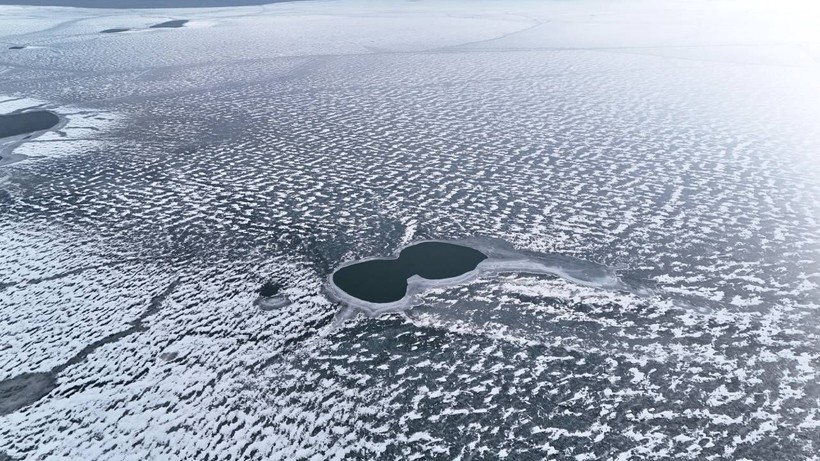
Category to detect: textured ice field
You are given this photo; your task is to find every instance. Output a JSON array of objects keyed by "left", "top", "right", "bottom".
[{"left": 1, "top": 0, "right": 820, "bottom": 459}]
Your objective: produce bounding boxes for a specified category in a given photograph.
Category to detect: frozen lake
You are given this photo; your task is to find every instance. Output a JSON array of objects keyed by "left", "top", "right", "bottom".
[{"left": 1, "top": 0, "right": 819, "bottom": 459}]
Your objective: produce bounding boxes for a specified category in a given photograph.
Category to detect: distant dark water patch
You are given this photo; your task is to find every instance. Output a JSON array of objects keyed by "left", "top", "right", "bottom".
[
  {"left": 0, "top": 111, "right": 59, "bottom": 139},
  {"left": 333, "top": 242, "right": 487, "bottom": 304},
  {"left": 150, "top": 19, "right": 189, "bottom": 29},
  {"left": 100, "top": 28, "right": 130, "bottom": 34}
]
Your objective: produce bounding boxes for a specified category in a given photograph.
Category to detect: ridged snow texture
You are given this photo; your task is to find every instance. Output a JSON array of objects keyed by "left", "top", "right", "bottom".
[{"left": 1, "top": 1, "right": 820, "bottom": 459}]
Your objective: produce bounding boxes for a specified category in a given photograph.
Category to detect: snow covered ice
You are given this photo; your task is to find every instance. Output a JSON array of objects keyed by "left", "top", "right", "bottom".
[{"left": 1, "top": 0, "right": 819, "bottom": 459}]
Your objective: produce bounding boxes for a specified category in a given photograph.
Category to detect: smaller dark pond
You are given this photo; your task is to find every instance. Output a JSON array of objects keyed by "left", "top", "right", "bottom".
[
  {"left": 332, "top": 242, "right": 487, "bottom": 304},
  {"left": 0, "top": 111, "right": 59, "bottom": 139},
  {"left": 150, "top": 19, "right": 189, "bottom": 29},
  {"left": 101, "top": 28, "right": 131, "bottom": 33},
  {"left": 258, "top": 280, "right": 282, "bottom": 297}
]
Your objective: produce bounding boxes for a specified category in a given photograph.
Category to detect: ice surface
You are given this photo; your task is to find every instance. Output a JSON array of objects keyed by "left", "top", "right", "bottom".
[{"left": 1, "top": 0, "right": 819, "bottom": 459}]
